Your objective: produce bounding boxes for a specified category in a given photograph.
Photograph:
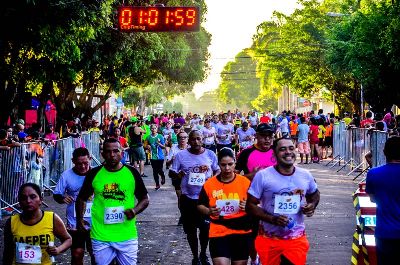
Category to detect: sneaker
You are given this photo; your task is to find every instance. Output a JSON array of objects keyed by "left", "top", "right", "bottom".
[
  {"left": 192, "top": 258, "right": 201, "bottom": 265},
  {"left": 199, "top": 255, "right": 211, "bottom": 265},
  {"left": 155, "top": 185, "right": 161, "bottom": 190}
]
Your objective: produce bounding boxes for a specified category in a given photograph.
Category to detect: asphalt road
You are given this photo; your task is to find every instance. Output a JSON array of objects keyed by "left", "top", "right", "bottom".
[{"left": 0, "top": 159, "right": 358, "bottom": 265}]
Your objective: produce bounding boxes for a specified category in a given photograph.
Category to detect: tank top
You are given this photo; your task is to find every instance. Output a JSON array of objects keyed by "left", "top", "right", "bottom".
[
  {"left": 129, "top": 126, "right": 142, "bottom": 147},
  {"left": 91, "top": 166, "right": 137, "bottom": 242},
  {"left": 11, "top": 211, "right": 55, "bottom": 265}
]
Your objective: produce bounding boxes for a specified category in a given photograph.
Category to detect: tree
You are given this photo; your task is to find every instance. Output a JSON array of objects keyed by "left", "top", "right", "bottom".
[
  {"left": 216, "top": 50, "right": 261, "bottom": 109},
  {"left": 326, "top": 0, "right": 400, "bottom": 112}
]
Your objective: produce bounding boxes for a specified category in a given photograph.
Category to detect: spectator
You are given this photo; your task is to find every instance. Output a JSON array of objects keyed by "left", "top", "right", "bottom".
[{"left": 366, "top": 136, "right": 400, "bottom": 264}]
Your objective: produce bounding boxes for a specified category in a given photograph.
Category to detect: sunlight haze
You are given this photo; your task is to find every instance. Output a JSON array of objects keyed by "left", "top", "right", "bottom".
[{"left": 193, "top": 0, "right": 301, "bottom": 98}]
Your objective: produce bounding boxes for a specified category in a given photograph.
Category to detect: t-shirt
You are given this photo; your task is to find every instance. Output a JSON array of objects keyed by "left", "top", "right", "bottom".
[
  {"left": 297, "top": 124, "right": 310, "bottom": 143},
  {"left": 236, "top": 146, "right": 276, "bottom": 174},
  {"left": 166, "top": 145, "right": 186, "bottom": 161},
  {"left": 145, "top": 134, "right": 165, "bottom": 160},
  {"left": 216, "top": 123, "right": 234, "bottom": 145},
  {"left": 309, "top": 125, "right": 319, "bottom": 143},
  {"left": 236, "top": 127, "right": 256, "bottom": 149},
  {"left": 248, "top": 166, "right": 318, "bottom": 239},
  {"left": 198, "top": 174, "right": 251, "bottom": 237},
  {"left": 366, "top": 163, "right": 400, "bottom": 239},
  {"left": 54, "top": 168, "right": 92, "bottom": 230},
  {"left": 318, "top": 125, "right": 326, "bottom": 139},
  {"left": 170, "top": 149, "right": 219, "bottom": 199},
  {"left": 78, "top": 165, "right": 148, "bottom": 242},
  {"left": 289, "top": 121, "right": 298, "bottom": 136},
  {"left": 201, "top": 126, "right": 216, "bottom": 145},
  {"left": 260, "top": 116, "right": 271, "bottom": 124},
  {"left": 279, "top": 118, "right": 289, "bottom": 133},
  {"left": 249, "top": 116, "right": 258, "bottom": 126}
]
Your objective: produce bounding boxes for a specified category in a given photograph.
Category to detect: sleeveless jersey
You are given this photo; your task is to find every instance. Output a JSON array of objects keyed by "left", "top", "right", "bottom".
[
  {"left": 11, "top": 211, "right": 55, "bottom": 265},
  {"left": 91, "top": 166, "right": 137, "bottom": 242}
]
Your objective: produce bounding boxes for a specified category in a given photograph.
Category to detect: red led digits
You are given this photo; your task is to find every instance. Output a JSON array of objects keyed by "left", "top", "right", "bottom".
[
  {"left": 118, "top": 6, "right": 200, "bottom": 32},
  {"left": 186, "top": 9, "right": 196, "bottom": 25},
  {"left": 120, "top": 8, "right": 133, "bottom": 29},
  {"left": 148, "top": 8, "right": 159, "bottom": 26},
  {"left": 175, "top": 9, "right": 184, "bottom": 26}
]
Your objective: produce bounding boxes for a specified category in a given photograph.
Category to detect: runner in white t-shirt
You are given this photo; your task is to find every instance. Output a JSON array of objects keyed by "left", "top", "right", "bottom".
[
  {"left": 169, "top": 130, "right": 220, "bottom": 265},
  {"left": 246, "top": 138, "right": 320, "bottom": 265},
  {"left": 201, "top": 119, "right": 217, "bottom": 153},
  {"left": 53, "top": 147, "right": 95, "bottom": 265}
]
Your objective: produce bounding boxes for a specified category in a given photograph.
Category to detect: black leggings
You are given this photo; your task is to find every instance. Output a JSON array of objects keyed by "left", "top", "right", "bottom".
[{"left": 150, "top": 159, "right": 165, "bottom": 186}]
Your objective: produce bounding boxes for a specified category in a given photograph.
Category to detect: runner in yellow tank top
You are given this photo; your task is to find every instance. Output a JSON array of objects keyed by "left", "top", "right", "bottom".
[{"left": 2, "top": 183, "right": 71, "bottom": 265}]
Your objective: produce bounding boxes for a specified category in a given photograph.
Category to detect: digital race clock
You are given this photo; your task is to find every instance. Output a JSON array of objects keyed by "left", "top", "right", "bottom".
[{"left": 118, "top": 6, "right": 200, "bottom": 32}]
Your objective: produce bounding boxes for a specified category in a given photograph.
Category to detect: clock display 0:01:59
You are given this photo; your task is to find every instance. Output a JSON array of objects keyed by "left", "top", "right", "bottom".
[{"left": 118, "top": 6, "right": 200, "bottom": 32}]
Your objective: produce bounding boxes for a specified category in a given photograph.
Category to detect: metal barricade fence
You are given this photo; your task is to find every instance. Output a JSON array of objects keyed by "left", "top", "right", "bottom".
[
  {"left": 328, "top": 123, "right": 388, "bottom": 178},
  {"left": 0, "top": 132, "right": 101, "bottom": 213}
]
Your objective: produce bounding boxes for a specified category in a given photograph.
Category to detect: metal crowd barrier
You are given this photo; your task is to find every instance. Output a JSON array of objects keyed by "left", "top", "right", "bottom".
[
  {"left": 0, "top": 132, "right": 101, "bottom": 214},
  {"left": 327, "top": 122, "right": 388, "bottom": 179}
]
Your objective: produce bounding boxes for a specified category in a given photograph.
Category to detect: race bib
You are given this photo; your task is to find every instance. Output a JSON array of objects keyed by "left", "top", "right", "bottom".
[
  {"left": 74, "top": 202, "right": 92, "bottom": 218},
  {"left": 274, "top": 195, "right": 300, "bottom": 214},
  {"left": 188, "top": 173, "right": 206, "bottom": 186},
  {"left": 16, "top": 242, "right": 42, "bottom": 264},
  {"left": 104, "top": 206, "right": 125, "bottom": 224},
  {"left": 216, "top": 199, "right": 240, "bottom": 216}
]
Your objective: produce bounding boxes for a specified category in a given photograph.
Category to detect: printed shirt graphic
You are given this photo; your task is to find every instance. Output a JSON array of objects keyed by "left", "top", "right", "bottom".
[
  {"left": 146, "top": 134, "right": 165, "bottom": 160},
  {"left": 11, "top": 212, "right": 55, "bottom": 265},
  {"left": 54, "top": 168, "right": 92, "bottom": 229},
  {"left": 171, "top": 149, "right": 219, "bottom": 199},
  {"left": 199, "top": 174, "right": 251, "bottom": 237},
  {"left": 236, "top": 146, "right": 276, "bottom": 174},
  {"left": 216, "top": 123, "right": 234, "bottom": 144},
  {"left": 91, "top": 167, "right": 136, "bottom": 242},
  {"left": 201, "top": 126, "right": 216, "bottom": 145},
  {"left": 248, "top": 166, "right": 318, "bottom": 239}
]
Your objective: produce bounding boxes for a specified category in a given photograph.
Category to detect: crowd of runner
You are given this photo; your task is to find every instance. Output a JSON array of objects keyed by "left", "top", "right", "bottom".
[{"left": 2, "top": 107, "right": 399, "bottom": 265}]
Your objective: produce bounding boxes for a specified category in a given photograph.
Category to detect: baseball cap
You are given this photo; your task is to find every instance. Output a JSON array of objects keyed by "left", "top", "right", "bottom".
[
  {"left": 17, "top": 119, "right": 25, "bottom": 125},
  {"left": 256, "top": 123, "right": 274, "bottom": 134}
]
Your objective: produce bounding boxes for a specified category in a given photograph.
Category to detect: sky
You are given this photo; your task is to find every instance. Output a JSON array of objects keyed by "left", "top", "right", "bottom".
[{"left": 192, "top": 0, "right": 301, "bottom": 98}]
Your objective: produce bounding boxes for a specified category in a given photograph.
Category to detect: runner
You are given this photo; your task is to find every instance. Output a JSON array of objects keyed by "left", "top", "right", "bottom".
[
  {"left": 2, "top": 183, "right": 72, "bottom": 264},
  {"left": 145, "top": 124, "right": 166, "bottom": 190},
  {"left": 197, "top": 147, "right": 252, "bottom": 265},
  {"left": 235, "top": 123, "right": 276, "bottom": 265},
  {"left": 246, "top": 138, "right": 320, "bottom": 265},
  {"left": 235, "top": 121, "right": 256, "bottom": 152},
  {"left": 166, "top": 131, "right": 189, "bottom": 225},
  {"left": 53, "top": 147, "right": 95, "bottom": 265},
  {"left": 127, "top": 119, "right": 147, "bottom": 177},
  {"left": 216, "top": 113, "right": 235, "bottom": 152},
  {"left": 201, "top": 119, "right": 217, "bottom": 153},
  {"left": 169, "top": 130, "right": 220, "bottom": 265},
  {"left": 76, "top": 137, "right": 149, "bottom": 265}
]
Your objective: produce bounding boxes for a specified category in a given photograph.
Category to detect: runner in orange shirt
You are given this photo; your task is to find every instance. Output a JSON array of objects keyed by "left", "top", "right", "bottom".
[{"left": 198, "top": 148, "right": 252, "bottom": 265}]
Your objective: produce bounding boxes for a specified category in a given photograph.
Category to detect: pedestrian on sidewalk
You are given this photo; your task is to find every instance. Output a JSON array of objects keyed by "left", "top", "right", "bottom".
[
  {"left": 75, "top": 138, "right": 149, "bottom": 265},
  {"left": 366, "top": 136, "right": 400, "bottom": 265},
  {"left": 246, "top": 138, "right": 320, "bottom": 265}
]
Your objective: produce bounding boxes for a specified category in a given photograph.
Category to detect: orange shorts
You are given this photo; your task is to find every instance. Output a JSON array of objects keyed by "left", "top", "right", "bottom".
[{"left": 255, "top": 234, "right": 309, "bottom": 265}]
